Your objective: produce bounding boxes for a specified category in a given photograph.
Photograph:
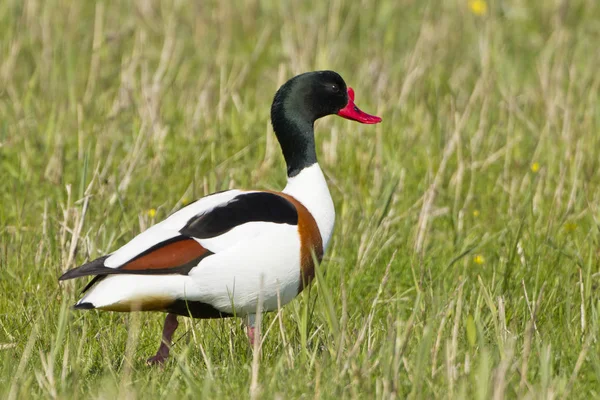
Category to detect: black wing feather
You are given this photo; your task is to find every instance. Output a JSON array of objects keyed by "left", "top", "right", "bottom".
[{"left": 180, "top": 192, "right": 298, "bottom": 239}]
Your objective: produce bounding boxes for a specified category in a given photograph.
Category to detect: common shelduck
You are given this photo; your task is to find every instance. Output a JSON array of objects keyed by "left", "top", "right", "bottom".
[{"left": 59, "top": 70, "right": 382, "bottom": 364}]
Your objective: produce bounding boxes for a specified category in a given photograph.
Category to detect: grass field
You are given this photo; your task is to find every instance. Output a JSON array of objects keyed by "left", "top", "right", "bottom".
[{"left": 2, "top": 0, "right": 600, "bottom": 398}]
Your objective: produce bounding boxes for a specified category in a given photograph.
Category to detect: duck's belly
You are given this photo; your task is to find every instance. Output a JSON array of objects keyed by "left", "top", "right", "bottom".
[{"left": 189, "top": 223, "right": 303, "bottom": 316}]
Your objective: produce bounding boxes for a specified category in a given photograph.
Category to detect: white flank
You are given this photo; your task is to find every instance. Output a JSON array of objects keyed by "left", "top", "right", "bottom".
[
  {"left": 77, "top": 274, "right": 194, "bottom": 308},
  {"left": 190, "top": 223, "right": 302, "bottom": 314}
]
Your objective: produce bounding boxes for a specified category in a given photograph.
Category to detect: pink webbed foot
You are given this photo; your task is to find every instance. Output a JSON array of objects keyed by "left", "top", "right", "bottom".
[
  {"left": 146, "top": 348, "right": 170, "bottom": 366},
  {"left": 147, "top": 313, "right": 179, "bottom": 366}
]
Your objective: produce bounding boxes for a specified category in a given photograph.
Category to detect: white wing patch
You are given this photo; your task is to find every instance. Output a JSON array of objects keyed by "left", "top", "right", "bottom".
[{"left": 104, "top": 190, "right": 243, "bottom": 268}]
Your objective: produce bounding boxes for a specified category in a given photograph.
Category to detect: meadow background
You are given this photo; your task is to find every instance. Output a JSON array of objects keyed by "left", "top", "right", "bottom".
[{"left": 1, "top": 0, "right": 600, "bottom": 398}]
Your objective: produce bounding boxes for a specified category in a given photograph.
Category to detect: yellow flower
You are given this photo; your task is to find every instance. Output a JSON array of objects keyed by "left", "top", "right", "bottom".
[
  {"left": 181, "top": 197, "right": 190, "bottom": 206},
  {"left": 531, "top": 162, "right": 540, "bottom": 173},
  {"left": 473, "top": 255, "right": 485, "bottom": 265},
  {"left": 147, "top": 208, "right": 157, "bottom": 218},
  {"left": 473, "top": 210, "right": 480, "bottom": 217},
  {"left": 469, "top": 0, "right": 488, "bottom": 16},
  {"left": 564, "top": 222, "right": 577, "bottom": 233}
]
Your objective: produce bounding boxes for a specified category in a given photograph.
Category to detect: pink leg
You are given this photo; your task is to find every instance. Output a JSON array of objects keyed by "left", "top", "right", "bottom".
[
  {"left": 247, "top": 325, "right": 256, "bottom": 344},
  {"left": 246, "top": 314, "right": 257, "bottom": 345},
  {"left": 147, "top": 313, "right": 179, "bottom": 365}
]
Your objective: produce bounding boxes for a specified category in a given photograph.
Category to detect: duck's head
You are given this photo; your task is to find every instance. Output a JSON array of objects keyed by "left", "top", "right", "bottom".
[
  {"left": 271, "top": 71, "right": 382, "bottom": 177},
  {"left": 272, "top": 70, "right": 381, "bottom": 126}
]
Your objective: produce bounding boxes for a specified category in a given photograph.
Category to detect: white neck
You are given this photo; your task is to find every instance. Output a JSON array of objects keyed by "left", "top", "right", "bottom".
[{"left": 283, "top": 163, "right": 335, "bottom": 250}]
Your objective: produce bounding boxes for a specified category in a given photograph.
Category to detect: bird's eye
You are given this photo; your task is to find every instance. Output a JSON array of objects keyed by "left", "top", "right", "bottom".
[{"left": 331, "top": 84, "right": 340, "bottom": 93}]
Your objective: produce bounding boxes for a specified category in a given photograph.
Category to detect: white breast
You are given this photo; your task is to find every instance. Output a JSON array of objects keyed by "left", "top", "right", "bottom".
[{"left": 283, "top": 163, "right": 335, "bottom": 250}]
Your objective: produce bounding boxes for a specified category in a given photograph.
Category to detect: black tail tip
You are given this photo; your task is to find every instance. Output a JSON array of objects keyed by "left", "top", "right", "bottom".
[
  {"left": 73, "top": 302, "right": 95, "bottom": 310},
  {"left": 59, "top": 270, "right": 76, "bottom": 281}
]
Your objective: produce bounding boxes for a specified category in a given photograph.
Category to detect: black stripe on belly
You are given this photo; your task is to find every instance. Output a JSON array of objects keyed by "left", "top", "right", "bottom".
[
  {"left": 167, "top": 300, "right": 233, "bottom": 319},
  {"left": 73, "top": 302, "right": 95, "bottom": 310},
  {"left": 180, "top": 192, "right": 298, "bottom": 239}
]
